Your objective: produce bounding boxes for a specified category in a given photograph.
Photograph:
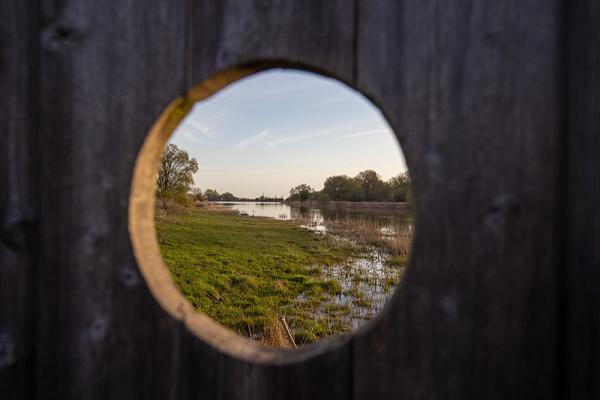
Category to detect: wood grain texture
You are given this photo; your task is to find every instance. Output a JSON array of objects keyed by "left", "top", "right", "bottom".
[
  {"left": 37, "top": 0, "right": 188, "bottom": 398},
  {"left": 180, "top": 335, "right": 350, "bottom": 400},
  {"left": 0, "top": 2, "right": 39, "bottom": 399},
  {"left": 36, "top": 1, "right": 355, "bottom": 399},
  {"left": 566, "top": 0, "right": 600, "bottom": 398},
  {"left": 3, "top": 0, "right": 598, "bottom": 399},
  {"left": 353, "top": 0, "right": 562, "bottom": 398},
  {"left": 189, "top": 0, "right": 355, "bottom": 88}
]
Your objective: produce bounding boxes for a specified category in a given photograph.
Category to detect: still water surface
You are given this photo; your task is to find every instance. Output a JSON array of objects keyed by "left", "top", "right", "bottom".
[{"left": 215, "top": 201, "right": 413, "bottom": 234}]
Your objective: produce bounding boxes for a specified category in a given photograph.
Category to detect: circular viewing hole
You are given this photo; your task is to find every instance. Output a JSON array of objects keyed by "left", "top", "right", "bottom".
[{"left": 130, "top": 68, "right": 413, "bottom": 355}]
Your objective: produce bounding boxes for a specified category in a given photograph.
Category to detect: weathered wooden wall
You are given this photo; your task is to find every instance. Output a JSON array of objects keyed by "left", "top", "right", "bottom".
[
  {"left": 354, "top": 1, "right": 562, "bottom": 398},
  {"left": 1, "top": 2, "right": 39, "bottom": 399},
  {"left": 1, "top": 0, "right": 598, "bottom": 399},
  {"left": 566, "top": 1, "right": 600, "bottom": 398}
]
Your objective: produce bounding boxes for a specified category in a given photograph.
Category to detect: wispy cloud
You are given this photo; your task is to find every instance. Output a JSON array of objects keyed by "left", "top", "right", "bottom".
[
  {"left": 265, "top": 129, "right": 336, "bottom": 149},
  {"left": 236, "top": 130, "right": 269, "bottom": 149},
  {"left": 175, "top": 117, "right": 220, "bottom": 146},
  {"left": 343, "top": 128, "right": 389, "bottom": 139},
  {"left": 263, "top": 121, "right": 383, "bottom": 149},
  {"left": 180, "top": 129, "right": 205, "bottom": 145},
  {"left": 186, "top": 119, "right": 219, "bottom": 139}
]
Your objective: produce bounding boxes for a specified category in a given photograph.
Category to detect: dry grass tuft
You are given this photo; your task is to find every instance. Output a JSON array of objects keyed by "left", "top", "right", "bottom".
[
  {"left": 197, "top": 202, "right": 240, "bottom": 215},
  {"left": 260, "top": 315, "right": 295, "bottom": 349},
  {"left": 155, "top": 198, "right": 191, "bottom": 217},
  {"left": 387, "top": 231, "right": 412, "bottom": 257},
  {"left": 326, "top": 217, "right": 413, "bottom": 257}
]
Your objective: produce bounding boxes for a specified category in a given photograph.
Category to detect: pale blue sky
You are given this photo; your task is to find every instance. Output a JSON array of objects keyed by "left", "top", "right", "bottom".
[{"left": 170, "top": 69, "right": 407, "bottom": 198}]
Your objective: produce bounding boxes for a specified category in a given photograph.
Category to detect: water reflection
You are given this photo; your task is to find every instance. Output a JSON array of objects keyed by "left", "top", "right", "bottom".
[{"left": 216, "top": 201, "right": 413, "bottom": 234}]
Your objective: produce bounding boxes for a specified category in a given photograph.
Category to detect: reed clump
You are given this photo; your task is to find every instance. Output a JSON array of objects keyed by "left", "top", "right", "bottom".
[
  {"left": 325, "top": 216, "right": 413, "bottom": 258},
  {"left": 196, "top": 201, "right": 240, "bottom": 214},
  {"left": 260, "top": 314, "right": 295, "bottom": 348}
]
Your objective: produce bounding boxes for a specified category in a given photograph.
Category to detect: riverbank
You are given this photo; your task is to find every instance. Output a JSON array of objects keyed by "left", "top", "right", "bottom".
[
  {"left": 156, "top": 206, "right": 363, "bottom": 346},
  {"left": 287, "top": 200, "right": 412, "bottom": 210},
  {"left": 155, "top": 204, "right": 409, "bottom": 347}
]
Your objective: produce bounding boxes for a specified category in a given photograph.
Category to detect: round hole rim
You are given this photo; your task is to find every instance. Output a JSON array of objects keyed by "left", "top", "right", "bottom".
[{"left": 128, "top": 63, "right": 414, "bottom": 364}]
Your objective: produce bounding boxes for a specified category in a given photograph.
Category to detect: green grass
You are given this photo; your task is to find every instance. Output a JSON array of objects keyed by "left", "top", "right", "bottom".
[{"left": 155, "top": 207, "right": 359, "bottom": 344}]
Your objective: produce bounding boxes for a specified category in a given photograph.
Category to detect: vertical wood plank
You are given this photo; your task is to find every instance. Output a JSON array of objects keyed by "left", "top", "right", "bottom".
[
  {"left": 190, "top": 0, "right": 355, "bottom": 89},
  {"left": 36, "top": 0, "right": 356, "bottom": 399},
  {"left": 566, "top": 0, "right": 600, "bottom": 397},
  {"left": 181, "top": 337, "right": 350, "bottom": 400},
  {"left": 353, "top": 1, "right": 562, "bottom": 398},
  {"left": 37, "top": 1, "right": 188, "bottom": 398},
  {"left": 0, "top": 2, "right": 39, "bottom": 399}
]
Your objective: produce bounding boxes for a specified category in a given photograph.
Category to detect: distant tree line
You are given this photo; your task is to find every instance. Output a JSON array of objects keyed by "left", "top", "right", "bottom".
[
  {"left": 202, "top": 189, "right": 283, "bottom": 202},
  {"left": 156, "top": 144, "right": 284, "bottom": 206},
  {"left": 156, "top": 145, "right": 410, "bottom": 207},
  {"left": 288, "top": 169, "right": 411, "bottom": 203}
]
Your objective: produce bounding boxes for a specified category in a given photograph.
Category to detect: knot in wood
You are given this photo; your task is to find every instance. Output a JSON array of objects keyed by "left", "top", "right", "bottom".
[
  {"left": 88, "top": 316, "right": 109, "bottom": 342},
  {"left": 484, "top": 194, "right": 520, "bottom": 232},
  {"left": 119, "top": 266, "right": 140, "bottom": 288},
  {"left": 0, "top": 333, "right": 16, "bottom": 369},
  {"left": 1, "top": 217, "right": 37, "bottom": 251},
  {"left": 43, "top": 23, "right": 86, "bottom": 51}
]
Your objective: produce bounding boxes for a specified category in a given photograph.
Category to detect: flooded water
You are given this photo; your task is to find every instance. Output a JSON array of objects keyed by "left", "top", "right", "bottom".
[
  {"left": 216, "top": 201, "right": 414, "bottom": 330},
  {"left": 215, "top": 201, "right": 413, "bottom": 234}
]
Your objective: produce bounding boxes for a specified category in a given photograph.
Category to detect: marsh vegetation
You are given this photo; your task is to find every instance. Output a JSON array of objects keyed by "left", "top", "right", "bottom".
[{"left": 156, "top": 200, "right": 412, "bottom": 347}]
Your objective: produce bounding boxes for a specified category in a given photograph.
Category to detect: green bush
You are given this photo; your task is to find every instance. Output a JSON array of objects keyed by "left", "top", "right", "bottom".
[{"left": 157, "top": 190, "right": 193, "bottom": 208}]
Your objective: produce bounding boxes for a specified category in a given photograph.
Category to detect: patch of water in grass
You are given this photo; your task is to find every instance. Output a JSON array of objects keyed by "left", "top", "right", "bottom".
[{"left": 323, "top": 249, "right": 405, "bottom": 329}]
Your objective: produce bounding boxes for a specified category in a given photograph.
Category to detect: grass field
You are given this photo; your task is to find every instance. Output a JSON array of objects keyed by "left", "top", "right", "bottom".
[{"left": 155, "top": 206, "right": 361, "bottom": 346}]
